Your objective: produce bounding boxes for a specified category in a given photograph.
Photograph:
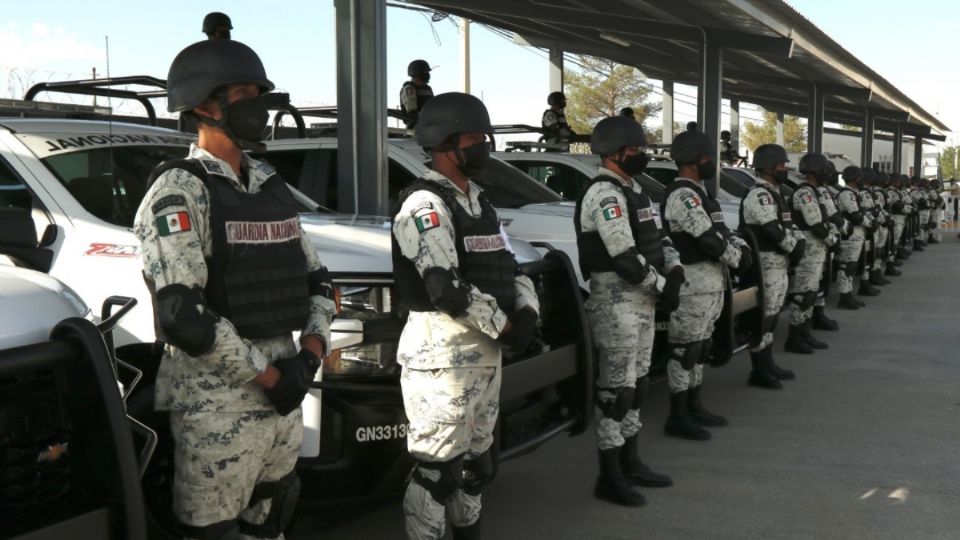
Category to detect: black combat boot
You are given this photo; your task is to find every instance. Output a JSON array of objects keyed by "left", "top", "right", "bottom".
[
  {"left": 687, "top": 385, "right": 727, "bottom": 427},
  {"left": 891, "top": 257, "right": 904, "bottom": 267},
  {"left": 885, "top": 262, "right": 902, "bottom": 275},
  {"left": 595, "top": 448, "right": 647, "bottom": 506},
  {"left": 857, "top": 280, "right": 881, "bottom": 296},
  {"left": 802, "top": 319, "right": 828, "bottom": 350},
  {"left": 748, "top": 349, "right": 783, "bottom": 389},
  {"left": 621, "top": 435, "right": 673, "bottom": 487},
  {"left": 812, "top": 306, "right": 839, "bottom": 331},
  {"left": 452, "top": 518, "right": 481, "bottom": 540},
  {"left": 928, "top": 236, "right": 940, "bottom": 244},
  {"left": 784, "top": 324, "right": 814, "bottom": 354},
  {"left": 870, "top": 270, "right": 890, "bottom": 286},
  {"left": 837, "top": 293, "right": 861, "bottom": 310},
  {"left": 913, "top": 239, "right": 926, "bottom": 250},
  {"left": 768, "top": 353, "right": 796, "bottom": 381},
  {"left": 664, "top": 391, "right": 711, "bottom": 441}
]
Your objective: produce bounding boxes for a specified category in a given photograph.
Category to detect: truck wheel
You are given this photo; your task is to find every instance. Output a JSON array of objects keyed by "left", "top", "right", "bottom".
[{"left": 127, "top": 385, "right": 185, "bottom": 540}]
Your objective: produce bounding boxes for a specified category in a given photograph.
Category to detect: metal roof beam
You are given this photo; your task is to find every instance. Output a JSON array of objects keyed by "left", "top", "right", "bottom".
[{"left": 705, "top": 28, "right": 794, "bottom": 58}]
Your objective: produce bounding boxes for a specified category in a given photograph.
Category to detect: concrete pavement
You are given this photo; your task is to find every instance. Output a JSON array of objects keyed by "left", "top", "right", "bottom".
[{"left": 293, "top": 236, "right": 960, "bottom": 539}]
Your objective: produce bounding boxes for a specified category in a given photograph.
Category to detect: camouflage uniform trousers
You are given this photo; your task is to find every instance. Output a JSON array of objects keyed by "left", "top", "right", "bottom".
[
  {"left": 667, "top": 290, "right": 723, "bottom": 393},
  {"left": 401, "top": 366, "right": 500, "bottom": 539},
  {"left": 170, "top": 409, "right": 303, "bottom": 538},
  {"left": 920, "top": 210, "right": 931, "bottom": 239},
  {"left": 892, "top": 215, "right": 907, "bottom": 247},
  {"left": 837, "top": 226, "right": 865, "bottom": 294},
  {"left": 874, "top": 225, "right": 889, "bottom": 271},
  {"left": 932, "top": 209, "right": 943, "bottom": 242},
  {"left": 585, "top": 280, "right": 657, "bottom": 451},
  {"left": 753, "top": 252, "right": 789, "bottom": 352},
  {"left": 788, "top": 232, "right": 827, "bottom": 325}
]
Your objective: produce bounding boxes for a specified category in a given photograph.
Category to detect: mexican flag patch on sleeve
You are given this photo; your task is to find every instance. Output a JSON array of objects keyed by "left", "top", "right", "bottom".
[
  {"left": 415, "top": 211, "right": 441, "bottom": 232},
  {"left": 602, "top": 206, "right": 623, "bottom": 221},
  {"left": 156, "top": 212, "right": 192, "bottom": 236}
]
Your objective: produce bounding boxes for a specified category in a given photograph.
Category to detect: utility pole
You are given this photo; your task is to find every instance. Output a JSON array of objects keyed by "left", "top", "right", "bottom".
[{"left": 460, "top": 17, "right": 470, "bottom": 94}]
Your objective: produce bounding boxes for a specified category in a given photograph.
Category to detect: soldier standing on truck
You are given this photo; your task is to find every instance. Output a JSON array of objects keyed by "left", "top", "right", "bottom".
[
  {"left": 739, "top": 144, "right": 803, "bottom": 389},
  {"left": 134, "top": 39, "right": 336, "bottom": 539},
  {"left": 542, "top": 91, "right": 576, "bottom": 146},
  {"left": 202, "top": 12, "right": 232, "bottom": 40},
  {"left": 400, "top": 59, "right": 434, "bottom": 129},
  {"left": 575, "top": 116, "right": 680, "bottom": 507},
  {"left": 392, "top": 92, "right": 540, "bottom": 540},
  {"left": 661, "top": 131, "right": 752, "bottom": 441}
]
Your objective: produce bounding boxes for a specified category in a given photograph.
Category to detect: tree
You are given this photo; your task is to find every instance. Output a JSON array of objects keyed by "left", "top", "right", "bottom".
[
  {"left": 939, "top": 146, "right": 960, "bottom": 180},
  {"left": 563, "top": 55, "right": 660, "bottom": 135},
  {"left": 741, "top": 111, "right": 806, "bottom": 153}
]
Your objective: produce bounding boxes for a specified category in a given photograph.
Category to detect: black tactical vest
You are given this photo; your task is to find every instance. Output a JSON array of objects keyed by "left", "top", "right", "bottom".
[
  {"left": 574, "top": 175, "right": 665, "bottom": 279},
  {"left": 400, "top": 81, "right": 434, "bottom": 117},
  {"left": 660, "top": 180, "right": 729, "bottom": 264},
  {"left": 738, "top": 183, "right": 788, "bottom": 253},
  {"left": 542, "top": 109, "right": 571, "bottom": 142},
  {"left": 779, "top": 184, "right": 796, "bottom": 229},
  {"left": 147, "top": 159, "right": 310, "bottom": 340},
  {"left": 392, "top": 179, "right": 517, "bottom": 314}
]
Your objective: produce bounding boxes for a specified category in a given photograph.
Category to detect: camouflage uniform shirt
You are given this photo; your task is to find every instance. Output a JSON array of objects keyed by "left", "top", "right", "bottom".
[
  {"left": 134, "top": 144, "right": 335, "bottom": 413},
  {"left": 393, "top": 169, "right": 540, "bottom": 370}
]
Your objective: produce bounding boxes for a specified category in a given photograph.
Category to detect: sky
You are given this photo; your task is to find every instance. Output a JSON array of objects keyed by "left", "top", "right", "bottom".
[{"left": 1, "top": 0, "right": 958, "bottom": 144}]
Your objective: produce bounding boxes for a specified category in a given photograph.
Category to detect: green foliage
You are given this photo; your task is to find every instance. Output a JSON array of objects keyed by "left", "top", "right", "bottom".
[
  {"left": 741, "top": 111, "right": 807, "bottom": 153},
  {"left": 564, "top": 55, "right": 660, "bottom": 136},
  {"left": 939, "top": 146, "right": 960, "bottom": 180}
]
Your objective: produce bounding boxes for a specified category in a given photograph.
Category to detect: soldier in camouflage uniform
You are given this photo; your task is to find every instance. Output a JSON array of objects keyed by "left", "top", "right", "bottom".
[
  {"left": 134, "top": 40, "right": 335, "bottom": 539},
  {"left": 392, "top": 93, "right": 540, "bottom": 540},
  {"left": 833, "top": 166, "right": 881, "bottom": 310},
  {"left": 400, "top": 60, "right": 434, "bottom": 129},
  {"left": 785, "top": 154, "right": 839, "bottom": 355},
  {"left": 661, "top": 131, "right": 752, "bottom": 441},
  {"left": 575, "top": 116, "right": 681, "bottom": 506},
  {"left": 929, "top": 180, "right": 944, "bottom": 243},
  {"left": 542, "top": 91, "right": 576, "bottom": 146},
  {"left": 853, "top": 168, "right": 891, "bottom": 286},
  {"left": 885, "top": 174, "right": 909, "bottom": 262},
  {"left": 911, "top": 178, "right": 929, "bottom": 250},
  {"left": 739, "top": 144, "right": 804, "bottom": 389},
  {"left": 866, "top": 170, "right": 900, "bottom": 278}
]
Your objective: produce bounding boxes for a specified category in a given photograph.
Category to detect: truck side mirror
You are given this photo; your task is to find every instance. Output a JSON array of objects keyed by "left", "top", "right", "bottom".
[{"left": 0, "top": 207, "right": 54, "bottom": 273}]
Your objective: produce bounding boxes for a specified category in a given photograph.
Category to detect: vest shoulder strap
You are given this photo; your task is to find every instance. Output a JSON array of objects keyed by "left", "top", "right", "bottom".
[{"left": 147, "top": 158, "right": 207, "bottom": 190}]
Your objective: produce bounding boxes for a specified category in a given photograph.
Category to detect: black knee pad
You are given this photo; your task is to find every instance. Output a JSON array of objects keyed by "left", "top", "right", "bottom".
[
  {"left": 631, "top": 375, "right": 650, "bottom": 409},
  {"left": 181, "top": 520, "right": 240, "bottom": 540},
  {"left": 672, "top": 342, "right": 702, "bottom": 370},
  {"left": 762, "top": 313, "right": 780, "bottom": 334},
  {"left": 414, "top": 456, "right": 465, "bottom": 505},
  {"left": 238, "top": 470, "right": 300, "bottom": 539},
  {"left": 462, "top": 450, "right": 494, "bottom": 496},
  {"left": 802, "top": 291, "right": 817, "bottom": 310},
  {"left": 597, "top": 386, "right": 635, "bottom": 422}
]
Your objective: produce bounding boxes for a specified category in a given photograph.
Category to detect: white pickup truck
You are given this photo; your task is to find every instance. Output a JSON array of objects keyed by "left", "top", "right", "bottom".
[{"left": 0, "top": 116, "right": 591, "bottom": 537}]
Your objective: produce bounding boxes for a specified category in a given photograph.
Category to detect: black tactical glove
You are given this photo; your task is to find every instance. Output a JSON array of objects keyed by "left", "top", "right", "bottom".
[
  {"left": 499, "top": 308, "right": 538, "bottom": 352},
  {"left": 735, "top": 245, "right": 753, "bottom": 278},
  {"left": 789, "top": 237, "right": 806, "bottom": 267},
  {"left": 265, "top": 350, "right": 321, "bottom": 416},
  {"left": 659, "top": 266, "right": 685, "bottom": 313}
]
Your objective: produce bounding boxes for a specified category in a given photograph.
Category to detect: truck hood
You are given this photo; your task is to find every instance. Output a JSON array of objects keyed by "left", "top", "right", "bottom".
[
  {"left": 0, "top": 265, "right": 91, "bottom": 349},
  {"left": 298, "top": 213, "right": 542, "bottom": 271}
]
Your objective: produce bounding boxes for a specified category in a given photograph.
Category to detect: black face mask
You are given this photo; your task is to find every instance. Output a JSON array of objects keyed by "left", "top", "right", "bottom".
[
  {"left": 213, "top": 93, "right": 284, "bottom": 152},
  {"left": 421, "top": 73, "right": 431, "bottom": 84},
  {"left": 454, "top": 140, "right": 490, "bottom": 177},
  {"left": 697, "top": 160, "right": 717, "bottom": 180},
  {"left": 773, "top": 170, "right": 789, "bottom": 183},
  {"left": 617, "top": 152, "right": 649, "bottom": 177}
]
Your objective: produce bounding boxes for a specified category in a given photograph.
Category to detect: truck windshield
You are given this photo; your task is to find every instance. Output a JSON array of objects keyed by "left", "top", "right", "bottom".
[
  {"left": 475, "top": 159, "right": 564, "bottom": 208},
  {"left": 42, "top": 146, "right": 323, "bottom": 227}
]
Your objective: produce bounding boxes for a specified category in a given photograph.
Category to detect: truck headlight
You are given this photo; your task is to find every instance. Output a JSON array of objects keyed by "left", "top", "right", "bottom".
[{"left": 323, "top": 285, "right": 401, "bottom": 378}]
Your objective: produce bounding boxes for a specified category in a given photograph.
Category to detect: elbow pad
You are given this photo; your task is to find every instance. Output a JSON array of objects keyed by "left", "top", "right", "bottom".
[
  {"left": 830, "top": 213, "right": 845, "bottom": 228},
  {"left": 307, "top": 266, "right": 335, "bottom": 299},
  {"left": 848, "top": 211, "right": 863, "bottom": 225},
  {"left": 155, "top": 284, "right": 219, "bottom": 356},
  {"left": 811, "top": 222, "right": 830, "bottom": 240},
  {"left": 760, "top": 220, "right": 786, "bottom": 243},
  {"left": 423, "top": 267, "right": 470, "bottom": 317},
  {"left": 611, "top": 248, "right": 650, "bottom": 284},
  {"left": 695, "top": 230, "right": 727, "bottom": 259}
]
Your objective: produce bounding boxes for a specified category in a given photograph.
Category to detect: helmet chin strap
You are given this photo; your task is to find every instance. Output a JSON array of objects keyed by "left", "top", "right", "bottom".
[{"left": 196, "top": 94, "right": 265, "bottom": 153}]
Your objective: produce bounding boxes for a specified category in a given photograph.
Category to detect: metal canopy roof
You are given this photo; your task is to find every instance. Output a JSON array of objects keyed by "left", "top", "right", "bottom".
[{"left": 408, "top": 0, "right": 949, "bottom": 138}]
